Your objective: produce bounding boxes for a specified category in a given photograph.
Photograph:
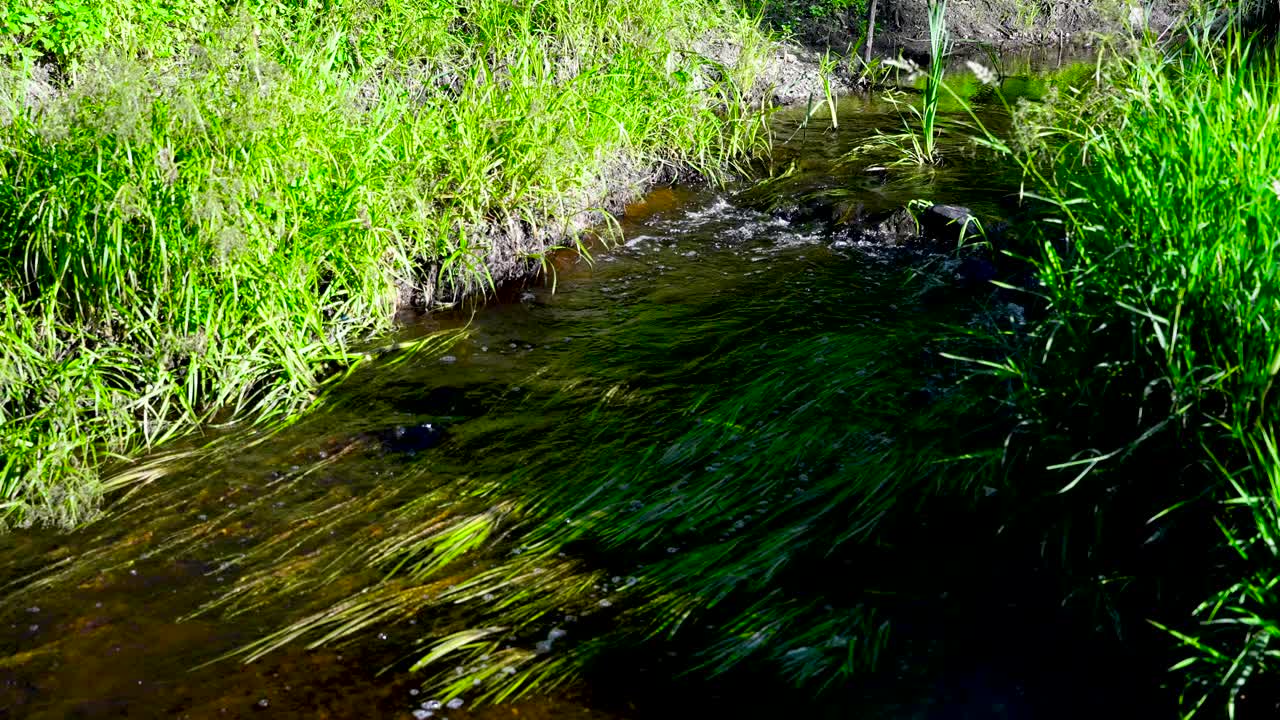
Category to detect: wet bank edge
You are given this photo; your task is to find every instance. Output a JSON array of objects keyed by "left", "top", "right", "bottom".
[
  {"left": 417, "top": 0, "right": 1205, "bottom": 311},
  {"left": 398, "top": 36, "right": 855, "bottom": 309}
]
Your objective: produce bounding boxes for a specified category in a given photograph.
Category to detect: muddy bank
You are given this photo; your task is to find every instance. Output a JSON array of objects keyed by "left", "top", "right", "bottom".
[{"left": 418, "top": 38, "right": 848, "bottom": 308}]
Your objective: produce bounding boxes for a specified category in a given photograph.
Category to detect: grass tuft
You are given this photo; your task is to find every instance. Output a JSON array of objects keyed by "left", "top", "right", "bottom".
[{"left": 991, "top": 20, "right": 1280, "bottom": 715}]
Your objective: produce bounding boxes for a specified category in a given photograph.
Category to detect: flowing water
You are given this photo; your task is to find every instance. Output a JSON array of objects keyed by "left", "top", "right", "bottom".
[{"left": 0, "top": 66, "right": 1147, "bottom": 720}]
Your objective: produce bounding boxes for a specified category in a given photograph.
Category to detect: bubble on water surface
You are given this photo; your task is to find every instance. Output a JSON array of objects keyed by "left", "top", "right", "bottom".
[{"left": 446, "top": 698, "right": 464, "bottom": 709}]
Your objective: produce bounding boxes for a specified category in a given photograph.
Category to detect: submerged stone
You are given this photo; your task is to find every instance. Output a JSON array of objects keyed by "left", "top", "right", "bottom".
[
  {"left": 920, "top": 204, "right": 980, "bottom": 243},
  {"left": 375, "top": 423, "right": 445, "bottom": 454}
]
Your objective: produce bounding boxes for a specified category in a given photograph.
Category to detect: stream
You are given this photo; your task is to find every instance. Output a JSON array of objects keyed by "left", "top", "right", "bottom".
[{"left": 0, "top": 60, "right": 1154, "bottom": 720}]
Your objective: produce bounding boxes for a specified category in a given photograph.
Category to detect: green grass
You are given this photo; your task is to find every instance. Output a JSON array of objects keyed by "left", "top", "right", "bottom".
[
  {"left": 176, "top": 11, "right": 1280, "bottom": 715},
  {"left": 982, "top": 22, "right": 1280, "bottom": 716},
  {"left": 0, "top": 0, "right": 772, "bottom": 528},
  {"left": 741, "top": 0, "right": 868, "bottom": 28},
  {"left": 844, "top": 0, "right": 951, "bottom": 167}
]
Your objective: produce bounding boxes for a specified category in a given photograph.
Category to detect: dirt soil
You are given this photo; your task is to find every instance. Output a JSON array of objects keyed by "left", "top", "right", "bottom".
[{"left": 788, "top": 0, "right": 1191, "bottom": 55}]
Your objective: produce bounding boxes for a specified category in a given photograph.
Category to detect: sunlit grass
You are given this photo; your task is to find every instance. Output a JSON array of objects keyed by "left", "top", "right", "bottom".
[
  {"left": 978, "top": 20, "right": 1280, "bottom": 715},
  {"left": 844, "top": 0, "right": 951, "bottom": 167},
  {"left": 0, "top": 0, "right": 773, "bottom": 528}
]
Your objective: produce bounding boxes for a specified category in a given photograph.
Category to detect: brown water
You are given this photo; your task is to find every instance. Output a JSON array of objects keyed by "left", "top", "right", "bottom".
[{"left": 0, "top": 70, "right": 1106, "bottom": 720}]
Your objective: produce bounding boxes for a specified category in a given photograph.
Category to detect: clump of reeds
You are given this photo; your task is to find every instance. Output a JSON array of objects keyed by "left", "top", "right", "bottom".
[{"left": 845, "top": 0, "right": 951, "bottom": 166}]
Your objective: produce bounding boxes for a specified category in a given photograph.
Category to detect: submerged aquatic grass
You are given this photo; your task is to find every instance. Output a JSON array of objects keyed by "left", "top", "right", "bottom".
[
  {"left": 0, "top": 0, "right": 773, "bottom": 528},
  {"left": 167, "top": 257, "right": 1013, "bottom": 706},
  {"left": 0, "top": 239, "right": 1016, "bottom": 710}
]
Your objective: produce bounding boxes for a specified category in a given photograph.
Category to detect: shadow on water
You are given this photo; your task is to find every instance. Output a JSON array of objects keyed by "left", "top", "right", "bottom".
[{"left": 0, "top": 59, "right": 1168, "bottom": 720}]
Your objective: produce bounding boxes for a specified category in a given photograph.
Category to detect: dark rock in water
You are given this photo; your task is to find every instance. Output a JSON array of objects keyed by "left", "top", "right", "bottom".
[
  {"left": 920, "top": 204, "right": 981, "bottom": 244},
  {"left": 376, "top": 423, "right": 445, "bottom": 455},
  {"left": 766, "top": 196, "right": 831, "bottom": 225},
  {"left": 875, "top": 208, "right": 921, "bottom": 242},
  {"left": 984, "top": 219, "right": 1013, "bottom": 248},
  {"left": 867, "top": 204, "right": 983, "bottom": 247},
  {"left": 832, "top": 199, "right": 869, "bottom": 226},
  {"left": 957, "top": 256, "right": 998, "bottom": 287},
  {"left": 863, "top": 165, "right": 889, "bottom": 184}
]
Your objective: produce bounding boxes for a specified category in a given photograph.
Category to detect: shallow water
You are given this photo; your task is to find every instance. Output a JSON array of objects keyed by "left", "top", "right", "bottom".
[{"left": 0, "top": 69, "right": 1138, "bottom": 719}]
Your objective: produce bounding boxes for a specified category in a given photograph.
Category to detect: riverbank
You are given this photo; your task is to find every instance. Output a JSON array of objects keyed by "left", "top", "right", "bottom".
[
  {"left": 991, "top": 24, "right": 1280, "bottom": 714},
  {"left": 759, "top": 0, "right": 1192, "bottom": 59},
  {"left": 0, "top": 0, "right": 858, "bottom": 528}
]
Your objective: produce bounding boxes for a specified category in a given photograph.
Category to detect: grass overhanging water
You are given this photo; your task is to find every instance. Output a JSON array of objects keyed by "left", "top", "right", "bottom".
[
  {"left": 965, "top": 16, "right": 1280, "bottom": 717},
  {"left": 0, "top": 0, "right": 773, "bottom": 528},
  {"left": 286, "top": 11, "right": 1280, "bottom": 714},
  {"left": 6, "top": 0, "right": 1280, "bottom": 717}
]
